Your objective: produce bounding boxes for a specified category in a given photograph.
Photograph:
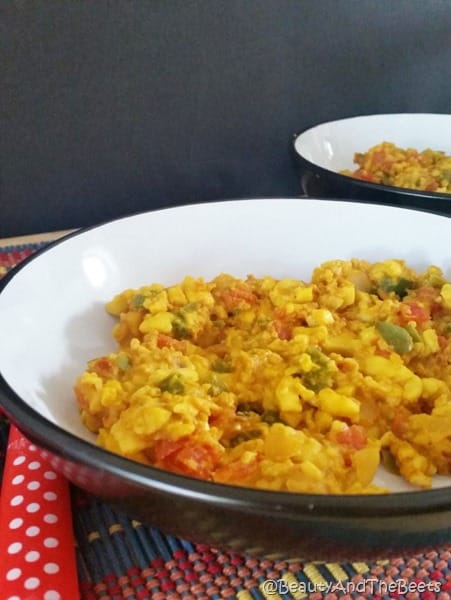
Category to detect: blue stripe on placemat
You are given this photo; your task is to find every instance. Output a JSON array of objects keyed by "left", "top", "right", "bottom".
[{"left": 0, "top": 241, "right": 48, "bottom": 253}]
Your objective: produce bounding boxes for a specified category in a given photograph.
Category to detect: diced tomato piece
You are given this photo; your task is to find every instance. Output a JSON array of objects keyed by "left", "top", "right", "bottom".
[
  {"left": 371, "top": 150, "right": 387, "bottom": 165},
  {"left": 153, "top": 438, "right": 222, "bottom": 480},
  {"left": 274, "top": 318, "right": 293, "bottom": 340},
  {"left": 438, "top": 335, "right": 448, "bottom": 350},
  {"left": 398, "top": 301, "right": 430, "bottom": 326},
  {"left": 411, "top": 286, "right": 443, "bottom": 316},
  {"left": 355, "top": 171, "right": 376, "bottom": 183},
  {"left": 272, "top": 308, "right": 295, "bottom": 340},
  {"left": 391, "top": 413, "right": 408, "bottom": 437},
  {"left": 335, "top": 425, "right": 367, "bottom": 450},
  {"left": 273, "top": 307, "right": 286, "bottom": 319},
  {"left": 342, "top": 454, "right": 353, "bottom": 468},
  {"left": 152, "top": 438, "right": 185, "bottom": 461},
  {"left": 208, "top": 408, "right": 236, "bottom": 430},
  {"left": 213, "top": 456, "right": 260, "bottom": 485},
  {"left": 221, "top": 286, "right": 258, "bottom": 310},
  {"left": 89, "top": 357, "right": 116, "bottom": 378},
  {"left": 157, "top": 334, "right": 185, "bottom": 351}
]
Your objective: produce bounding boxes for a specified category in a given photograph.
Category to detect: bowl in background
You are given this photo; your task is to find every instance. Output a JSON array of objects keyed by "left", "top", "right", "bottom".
[
  {"left": 0, "top": 198, "right": 451, "bottom": 562},
  {"left": 293, "top": 113, "right": 451, "bottom": 216}
]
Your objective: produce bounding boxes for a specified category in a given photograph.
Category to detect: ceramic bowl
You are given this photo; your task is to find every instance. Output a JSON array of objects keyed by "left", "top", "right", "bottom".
[
  {"left": 1, "top": 198, "right": 451, "bottom": 561},
  {"left": 293, "top": 113, "right": 451, "bottom": 216}
]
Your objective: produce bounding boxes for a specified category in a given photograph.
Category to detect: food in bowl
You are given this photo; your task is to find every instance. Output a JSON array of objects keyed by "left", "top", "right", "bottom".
[
  {"left": 74, "top": 258, "right": 451, "bottom": 495},
  {"left": 341, "top": 141, "right": 451, "bottom": 193},
  {"left": 2, "top": 199, "right": 451, "bottom": 559}
]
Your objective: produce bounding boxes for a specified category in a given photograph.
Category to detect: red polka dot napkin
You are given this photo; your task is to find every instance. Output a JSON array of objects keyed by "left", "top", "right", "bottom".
[{"left": 0, "top": 425, "right": 79, "bottom": 599}]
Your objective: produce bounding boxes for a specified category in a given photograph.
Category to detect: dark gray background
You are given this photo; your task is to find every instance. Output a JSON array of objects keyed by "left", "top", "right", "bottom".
[{"left": 2, "top": 0, "right": 450, "bottom": 236}]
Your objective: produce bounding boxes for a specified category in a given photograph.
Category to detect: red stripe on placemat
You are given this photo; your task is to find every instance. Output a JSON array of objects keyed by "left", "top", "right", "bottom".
[
  {"left": 0, "top": 244, "right": 48, "bottom": 277},
  {"left": 0, "top": 248, "right": 35, "bottom": 267}
]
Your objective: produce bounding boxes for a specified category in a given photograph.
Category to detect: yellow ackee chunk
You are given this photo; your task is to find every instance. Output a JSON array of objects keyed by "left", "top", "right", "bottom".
[
  {"left": 143, "top": 290, "right": 168, "bottom": 314},
  {"left": 317, "top": 388, "right": 360, "bottom": 419},
  {"left": 75, "top": 372, "right": 104, "bottom": 418},
  {"left": 109, "top": 427, "right": 149, "bottom": 454},
  {"left": 240, "top": 450, "right": 258, "bottom": 465},
  {"left": 360, "top": 355, "right": 415, "bottom": 383},
  {"left": 100, "top": 380, "right": 123, "bottom": 407},
  {"left": 235, "top": 309, "right": 255, "bottom": 326},
  {"left": 422, "top": 377, "right": 448, "bottom": 400},
  {"left": 182, "top": 276, "right": 215, "bottom": 306},
  {"left": 167, "top": 285, "right": 187, "bottom": 306},
  {"left": 164, "top": 421, "right": 196, "bottom": 440},
  {"left": 358, "top": 326, "right": 380, "bottom": 346},
  {"left": 108, "top": 404, "right": 172, "bottom": 454},
  {"left": 306, "top": 309, "right": 334, "bottom": 326},
  {"left": 264, "top": 423, "right": 307, "bottom": 461},
  {"left": 370, "top": 259, "right": 404, "bottom": 281},
  {"left": 440, "top": 283, "right": 451, "bottom": 309},
  {"left": 422, "top": 329, "right": 440, "bottom": 353},
  {"left": 96, "top": 428, "right": 122, "bottom": 454},
  {"left": 312, "top": 409, "right": 333, "bottom": 432},
  {"left": 387, "top": 435, "right": 435, "bottom": 489},
  {"left": 106, "top": 290, "right": 135, "bottom": 315},
  {"left": 269, "top": 279, "right": 313, "bottom": 306},
  {"left": 297, "top": 353, "right": 314, "bottom": 372},
  {"left": 337, "top": 283, "right": 356, "bottom": 307},
  {"left": 139, "top": 311, "right": 173, "bottom": 334},
  {"left": 275, "top": 375, "right": 304, "bottom": 412},
  {"left": 294, "top": 285, "right": 314, "bottom": 303},
  {"left": 352, "top": 445, "right": 380, "bottom": 486},
  {"left": 291, "top": 325, "right": 328, "bottom": 344},
  {"left": 133, "top": 405, "right": 172, "bottom": 435},
  {"left": 323, "top": 334, "right": 359, "bottom": 355},
  {"left": 402, "top": 376, "right": 423, "bottom": 403},
  {"left": 299, "top": 460, "right": 323, "bottom": 481}
]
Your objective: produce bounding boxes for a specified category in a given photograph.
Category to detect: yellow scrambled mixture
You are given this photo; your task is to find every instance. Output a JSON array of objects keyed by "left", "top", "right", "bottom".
[
  {"left": 341, "top": 141, "right": 451, "bottom": 193},
  {"left": 74, "top": 260, "right": 451, "bottom": 494}
]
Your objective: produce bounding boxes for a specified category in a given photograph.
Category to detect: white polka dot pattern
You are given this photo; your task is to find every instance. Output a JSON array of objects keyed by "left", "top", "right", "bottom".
[{"left": 0, "top": 426, "right": 79, "bottom": 598}]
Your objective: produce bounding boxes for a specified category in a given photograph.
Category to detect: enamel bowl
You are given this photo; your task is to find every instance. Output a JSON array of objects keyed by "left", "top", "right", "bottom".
[
  {"left": 0, "top": 198, "right": 450, "bottom": 561},
  {"left": 293, "top": 113, "right": 451, "bottom": 216}
]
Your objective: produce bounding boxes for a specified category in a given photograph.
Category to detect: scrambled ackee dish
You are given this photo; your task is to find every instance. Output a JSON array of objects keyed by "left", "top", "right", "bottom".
[
  {"left": 341, "top": 141, "right": 451, "bottom": 193},
  {"left": 74, "top": 260, "right": 451, "bottom": 494}
]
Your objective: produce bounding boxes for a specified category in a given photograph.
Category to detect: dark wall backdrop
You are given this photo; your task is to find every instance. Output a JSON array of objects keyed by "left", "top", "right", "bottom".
[{"left": 2, "top": 0, "right": 451, "bottom": 236}]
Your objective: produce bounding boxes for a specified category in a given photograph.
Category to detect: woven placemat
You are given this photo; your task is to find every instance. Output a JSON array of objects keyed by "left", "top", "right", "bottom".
[{"left": 2, "top": 242, "right": 451, "bottom": 600}]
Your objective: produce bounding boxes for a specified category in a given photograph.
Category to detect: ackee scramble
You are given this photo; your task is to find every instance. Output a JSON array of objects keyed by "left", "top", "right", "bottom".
[{"left": 74, "top": 259, "right": 451, "bottom": 494}]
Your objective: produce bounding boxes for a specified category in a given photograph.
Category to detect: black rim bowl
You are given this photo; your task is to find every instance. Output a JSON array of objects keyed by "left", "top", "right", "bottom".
[
  {"left": 1, "top": 206, "right": 451, "bottom": 562},
  {"left": 292, "top": 136, "right": 451, "bottom": 218}
]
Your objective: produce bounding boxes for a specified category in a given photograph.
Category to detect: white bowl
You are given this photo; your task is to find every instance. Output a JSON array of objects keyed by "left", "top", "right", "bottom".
[
  {"left": 0, "top": 198, "right": 451, "bottom": 561},
  {"left": 293, "top": 113, "right": 451, "bottom": 216}
]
